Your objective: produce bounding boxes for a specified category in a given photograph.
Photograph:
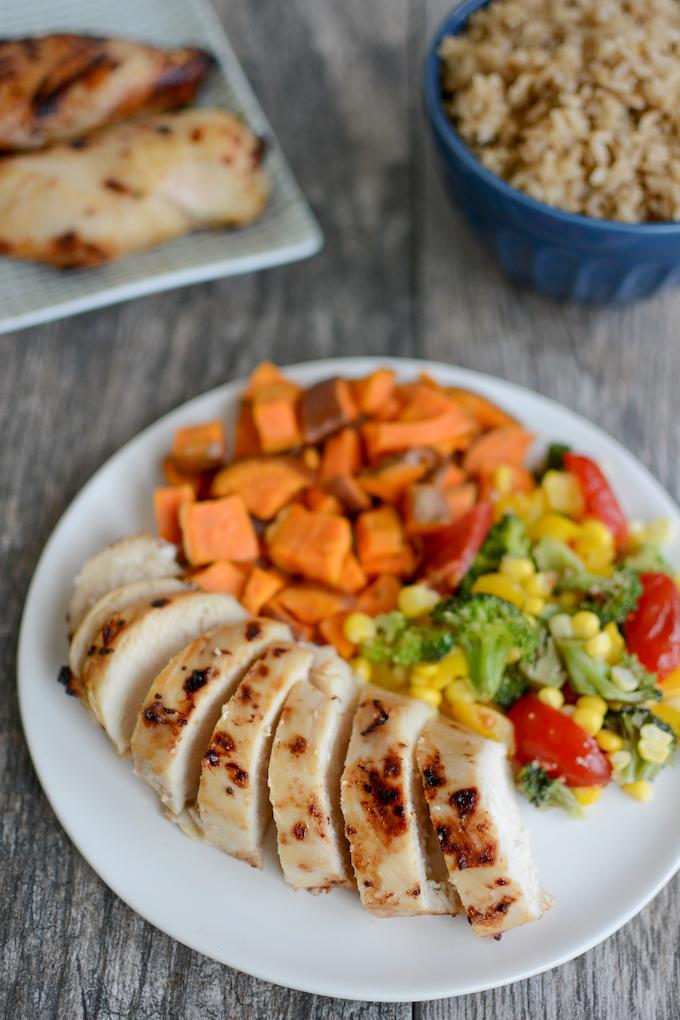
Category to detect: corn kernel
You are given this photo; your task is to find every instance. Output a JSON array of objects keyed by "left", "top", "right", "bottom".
[
  {"left": 343, "top": 612, "right": 377, "bottom": 645},
  {"left": 572, "top": 786, "right": 603, "bottom": 806},
  {"left": 572, "top": 707, "right": 604, "bottom": 737},
  {"left": 638, "top": 739, "right": 669, "bottom": 765},
  {"left": 409, "top": 686, "right": 442, "bottom": 708},
  {"left": 523, "top": 595, "right": 546, "bottom": 616},
  {"left": 444, "top": 700, "right": 515, "bottom": 747},
  {"left": 398, "top": 584, "right": 440, "bottom": 619},
  {"left": 580, "top": 518, "right": 615, "bottom": 546},
  {"left": 640, "top": 722, "right": 673, "bottom": 744},
  {"left": 436, "top": 648, "right": 470, "bottom": 681},
  {"left": 410, "top": 663, "right": 438, "bottom": 686},
  {"left": 611, "top": 665, "right": 638, "bottom": 692},
  {"left": 651, "top": 704, "right": 680, "bottom": 738},
  {"left": 660, "top": 666, "right": 680, "bottom": 699},
  {"left": 571, "top": 611, "right": 601, "bottom": 640},
  {"left": 608, "top": 750, "right": 632, "bottom": 772},
  {"left": 604, "top": 622, "right": 625, "bottom": 648},
  {"left": 576, "top": 695, "right": 608, "bottom": 715},
  {"left": 542, "top": 470, "right": 585, "bottom": 517},
  {"left": 622, "top": 780, "right": 653, "bottom": 802},
  {"left": 530, "top": 512, "right": 582, "bottom": 543},
  {"left": 373, "top": 663, "right": 407, "bottom": 691},
  {"left": 444, "top": 678, "right": 476, "bottom": 705},
  {"left": 606, "top": 646, "right": 623, "bottom": 666},
  {"left": 549, "top": 613, "right": 574, "bottom": 639},
  {"left": 537, "top": 686, "right": 564, "bottom": 709},
  {"left": 506, "top": 646, "right": 522, "bottom": 664},
  {"left": 558, "top": 592, "right": 581, "bottom": 609},
  {"left": 524, "top": 572, "right": 554, "bottom": 598},
  {"left": 584, "top": 632, "right": 612, "bottom": 658},
  {"left": 597, "top": 729, "right": 623, "bottom": 752},
  {"left": 500, "top": 556, "right": 535, "bottom": 581},
  {"left": 350, "top": 657, "right": 372, "bottom": 683},
  {"left": 493, "top": 464, "right": 515, "bottom": 494},
  {"left": 472, "top": 573, "right": 526, "bottom": 607}
]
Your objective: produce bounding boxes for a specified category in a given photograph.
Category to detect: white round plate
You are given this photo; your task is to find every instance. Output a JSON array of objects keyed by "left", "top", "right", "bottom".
[{"left": 18, "top": 357, "right": 680, "bottom": 1002}]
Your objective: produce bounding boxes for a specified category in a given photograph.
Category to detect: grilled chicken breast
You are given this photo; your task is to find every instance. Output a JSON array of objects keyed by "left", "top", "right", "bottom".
[
  {"left": 269, "top": 648, "right": 358, "bottom": 892},
  {"left": 132, "top": 618, "right": 290, "bottom": 816},
  {"left": 197, "top": 642, "right": 313, "bottom": 867},
  {"left": 69, "top": 577, "right": 192, "bottom": 680},
  {"left": 82, "top": 591, "right": 246, "bottom": 753},
  {"left": 67, "top": 534, "right": 181, "bottom": 634},
  {"left": 341, "top": 686, "right": 460, "bottom": 917},
  {"left": 0, "top": 34, "right": 213, "bottom": 151},
  {"left": 0, "top": 108, "right": 269, "bottom": 268},
  {"left": 416, "top": 718, "right": 552, "bottom": 937}
]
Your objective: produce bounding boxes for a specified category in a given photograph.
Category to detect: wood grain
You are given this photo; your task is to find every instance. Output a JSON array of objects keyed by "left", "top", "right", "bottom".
[{"left": 1, "top": 0, "right": 679, "bottom": 1016}]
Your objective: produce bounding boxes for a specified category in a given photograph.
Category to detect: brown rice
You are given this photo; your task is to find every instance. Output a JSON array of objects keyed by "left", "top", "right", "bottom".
[{"left": 439, "top": 0, "right": 680, "bottom": 222}]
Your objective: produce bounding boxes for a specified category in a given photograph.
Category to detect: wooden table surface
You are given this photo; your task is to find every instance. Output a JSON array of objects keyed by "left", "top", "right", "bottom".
[{"left": 2, "top": 0, "right": 680, "bottom": 1016}]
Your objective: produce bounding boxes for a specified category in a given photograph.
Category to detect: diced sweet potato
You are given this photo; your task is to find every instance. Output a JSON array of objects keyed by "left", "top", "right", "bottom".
[
  {"left": 264, "top": 598, "right": 316, "bottom": 641},
  {"left": 356, "top": 575, "right": 401, "bottom": 614},
  {"left": 318, "top": 612, "right": 355, "bottom": 659},
  {"left": 300, "top": 377, "right": 359, "bottom": 444},
  {"left": 446, "top": 388, "right": 518, "bottom": 430},
  {"left": 171, "top": 421, "right": 226, "bottom": 473},
  {"left": 397, "top": 384, "right": 466, "bottom": 423},
  {"left": 266, "top": 504, "right": 352, "bottom": 586},
  {"left": 233, "top": 403, "right": 261, "bottom": 459},
  {"left": 319, "top": 428, "right": 361, "bottom": 481},
  {"left": 251, "top": 383, "right": 302, "bottom": 453},
  {"left": 403, "top": 484, "right": 451, "bottom": 535},
  {"left": 241, "top": 566, "right": 285, "bottom": 615},
  {"left": 154, "top": 484, "right": 194, "bottom": 544},
  {"left": 212, "top": 457, "right": 311, "bottom": 520},
  {"left": 180, "top": 495, "right": 258, "bottom": 565},
  {"left": 161, "top": 456, "right": 206, "bottom": 496},
  {"left": 463, "top": 426, "right": 535, "bottom": 476},
  {"left": 355, "top": 505, "right": 413, "bottom": 576},
  {"left": 275, "top": 585, "right": 352, "bottom": 625},
  {"left": 303, "top": 487, "right": 343, "bottom": 515},
  {"left": 428, "top": 462, "right": 467, "bottom": 490},
  {"left": 337, "top": 553, "right": 368, "bottom": 594},
  {"left": 362, "top": 408, "right": 475, "bottom": 461},
  {"left": 445, "top": 481, "right": 478, "bottom": 519},
  {"left": 358, "top": 453, "right": 433, "bottom": 502},
  {"left": 191, "top": 560, "right": 246, "bottom": 597},
  {"left": 244, "top": 361, "right": 291, "bottom": 397},
  {"left": 361, "top": 547, "right": 416, "bottom": 578},
  {"left": 325, "top": 475, "right": 372, "bottom": 513},
  {"left": 352, "top": 369, "right": 396, "bottom": 416}
]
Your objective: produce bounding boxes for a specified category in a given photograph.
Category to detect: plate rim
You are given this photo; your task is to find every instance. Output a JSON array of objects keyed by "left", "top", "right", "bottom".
[{"left": 17, "top": 355, "right": 680, "bottom": 1001}]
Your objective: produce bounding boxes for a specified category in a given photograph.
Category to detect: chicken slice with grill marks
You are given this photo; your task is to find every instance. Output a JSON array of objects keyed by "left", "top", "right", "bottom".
[
  {"left": 0, "top": 34, "right": 213, "bottom": 151},
  {"left": 269, "top": 648, "right": 359, "bottom": 892},
  {"left": 0, "top": 108, "right": 269, "bottom": 268},
  {"left": 197, "top": 642, "right": 313, "bottom": 867},
  {"left": 67, "top": 534, "right": 182, "bottom": 635},
  {"left": 341, "top": 686, "right": 460, "bottom": 917},
  {"left": 82, "top": 590, "right": 246, "bottom": 754},
  {"left": 416, "top": 717, "right": 552, "bottom": 937},
  {"left": 69, "top": 577, "right": 193, "bottom": 682},
  {"left": 131, "top": 618, "right": 291, "bottom": 817}
]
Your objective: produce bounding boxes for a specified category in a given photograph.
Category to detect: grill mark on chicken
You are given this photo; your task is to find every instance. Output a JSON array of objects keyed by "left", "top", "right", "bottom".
[
  {"left": 407, "top": 886, "right": 421, "bottom": 897},
  {"left": 359, "top": 759, "right": 407, "bottom": 841},
  {"left": 245, "top": 621, "right": 262, "bottom": 641},
  {"left": 450, "top": 787, "right": 479, "bottom": 820},
  {"left": 466, "top": 896, "right": 516, "bottom": 926},
  {"left": 436, "top": 821, "right": 496, "bottom": 870},
  {"left": 51, "top": 231, "right": 109, "bottom": 267},
  {"left": 288, "top": 735, "right": 307, "bottom": 756},
  {"left": 271, "top": 646, "right": 288, "bottom": 658},
  {"left": 421, "top": 756, "right": 446, "bottom": 795},
  {"left": 142, "top": 702, "right": 179, "bottom": 726},
  {"left": 57, "top": 664, "right": 78, "bottom": 697},
  {"left": 103, "top": 177, "right": 141, "bottom": 197},
  {"left": 224, "top": 763, "right": 248, "bottom": 788},
  {"left": 149, "top": 597, "right": 170, "bottom": 608},
  {"left": 239, "top": 683, "right": 254, "bottom": 702},
  {"left": 183, "top": 668, "right": 212, "bottom": 695},
  {"left": 33, "top": 53, "right": 119, "bottom": 119},
  {"left": 100, "top": 615, "right": 126, "bottom": 647},
  {"left": 360, "top": 699, "right": 389, "bottom": 736},
  {"left": 496, "top": 877, "right": 509, "bottom": 886},
  {"left": 292, "top": 822, "right": 307, "bottom": 841}
]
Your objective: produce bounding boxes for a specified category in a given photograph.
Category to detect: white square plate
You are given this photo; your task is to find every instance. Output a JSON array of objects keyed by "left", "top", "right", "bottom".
[{"left": 0, "top": 0, "right": 322, "bottom": 335}]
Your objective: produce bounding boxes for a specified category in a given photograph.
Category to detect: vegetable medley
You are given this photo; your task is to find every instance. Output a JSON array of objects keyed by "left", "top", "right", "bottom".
[{"left": 154, "top": 363, "right": 680, "bottom": 815}]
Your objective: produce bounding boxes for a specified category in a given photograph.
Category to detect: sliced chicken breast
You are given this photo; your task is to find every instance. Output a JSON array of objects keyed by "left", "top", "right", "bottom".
[
  {"left": 131, "top": 617, "right": 291, "bottom": 816},
  {"left": 269, "top": 648, "right": 358, "bottom": 892},
  {"left": 197, "top": 642, "right": 313, "bottom": 867},
  {"left": 0, "top": 108, "right": 269, "bottom": 268},
  {"left": 68, "top": 534, "right": 181, "bottom": 634},
  {"left": 416, "top": 718, "right": 552, "bottom": 937},
  {"left": 341, "top": 686, "right": 459, "bottom": 917},
  {"left": 0, "top": 35, "right": 213, "bottom": 151},
  {"left": 82, "top": 591, "right": 246, "bottom": 753},
  {"left": 69, "top": 577, "right": 192, "bottom": 680}
]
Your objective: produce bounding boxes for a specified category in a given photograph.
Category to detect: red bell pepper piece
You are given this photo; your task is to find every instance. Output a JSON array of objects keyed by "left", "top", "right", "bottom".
[
  {"left": 422, "top": 501, "right": 493, "bottom": 592},
  {"left": 563, "top": 452, "right": 628, "bottom": 547},
  {"left": 508, "top": 695, "right": 611, "bottom": 787},
  {"left": 624, "top": 572, "right": 680, "bottom": 680}
]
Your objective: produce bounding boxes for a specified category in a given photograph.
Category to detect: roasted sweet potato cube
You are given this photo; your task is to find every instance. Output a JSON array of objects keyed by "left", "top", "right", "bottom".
[{"left": 300, "top": 377, "right": 359, "bottom": 444}]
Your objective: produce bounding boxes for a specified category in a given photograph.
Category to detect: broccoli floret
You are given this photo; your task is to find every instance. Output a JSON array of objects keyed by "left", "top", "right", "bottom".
[
  {"left": 432, "top": 594, "right": 539, "bottom": 701},
  {"left": 532, "top": 536, "right": 584, "bottom": 573},
  {"left": 459, "top": 514, "right": 531, "bottom": 595},
  {"left": 556, "top": 567, "right": 642, "bottom": 625},
  {"left": 605, "top": 706, "right": 676, "bottom": 783},
  {"left": 515, "top": 763, "right": 584, "bottom": 817},
  {"left": 361, "top": 611, "right": 454, "bottom": 667},
  {"left": 624, "top": 543, "right": 674, "bottom": 577},
  {"left": 555, "top": 638, "right": 660, "bottom": 704},
  {"left": 494, "top": 667, "right": 528, "bottom": 710},
  {"left": 520, "top": 629, "right": 567, "bottom": 688}
]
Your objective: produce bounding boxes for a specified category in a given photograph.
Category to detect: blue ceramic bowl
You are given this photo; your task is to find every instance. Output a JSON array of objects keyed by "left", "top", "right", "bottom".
[{"left": 425, "top": 0, "right": 680, "bottom": 303}]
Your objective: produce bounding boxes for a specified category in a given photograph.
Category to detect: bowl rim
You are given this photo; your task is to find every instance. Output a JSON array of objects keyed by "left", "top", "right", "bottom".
[{"left": 424, "top": 0, "right": 680, "bottom": 236}]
